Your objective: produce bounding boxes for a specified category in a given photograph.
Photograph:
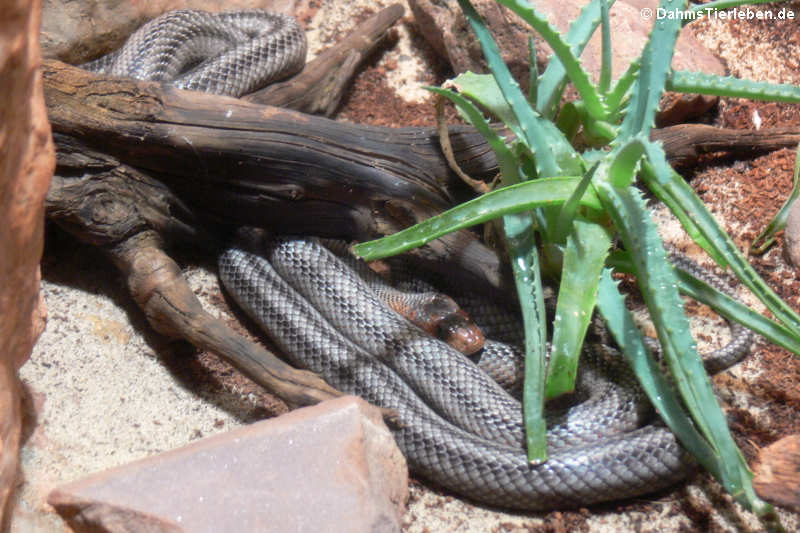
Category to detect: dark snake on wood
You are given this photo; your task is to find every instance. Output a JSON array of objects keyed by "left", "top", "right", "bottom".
[{"left": 83, "top": 9, "right": 754, "bottom": 510}]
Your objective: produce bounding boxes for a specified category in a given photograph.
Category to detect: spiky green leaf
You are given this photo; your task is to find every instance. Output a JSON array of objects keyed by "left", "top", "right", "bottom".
[
  {"left": 546, "top": 220, "right": 611, "bottom": 398},
  {"left": 751, "top": 144, "right": 800, "bottom": 254},
  {"left": 537, "top": 0, "right": 618, "bottom": 117},
  {"left": 503, "top": 212, "right": 549, "bottom": 462},
  {"left": 353, "top": 177, "right": 600, "bottom": 260},
  {"left": 668, "top": 71, "right": 800, "bottom": 103},
  {"left": 618, "top": 0, "right": 683, "bottom": 139}
]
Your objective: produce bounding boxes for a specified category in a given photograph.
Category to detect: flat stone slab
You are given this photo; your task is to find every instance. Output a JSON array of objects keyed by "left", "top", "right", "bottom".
[{"left": 48, "top": 396, "right": 408, "bottom": 533}]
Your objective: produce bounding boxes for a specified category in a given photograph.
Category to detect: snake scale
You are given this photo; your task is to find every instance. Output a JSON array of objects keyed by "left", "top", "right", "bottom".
[
  {"left": 84, "top": 9, "right": 754, "bottom": 510},
  {"left": 83, "top": 9, "right": 307, "bottom": 96}
]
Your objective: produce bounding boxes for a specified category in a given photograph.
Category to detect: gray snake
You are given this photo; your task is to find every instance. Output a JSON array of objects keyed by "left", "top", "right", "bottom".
[
  {"left": 218, "top": 231, "right": 751, "bottom": 510},
  {"left": 82, "top": 9, "right": 307, "bottom": 96},
  {"left": 84, "top": 10, "right": 754, "bottom": 510}
]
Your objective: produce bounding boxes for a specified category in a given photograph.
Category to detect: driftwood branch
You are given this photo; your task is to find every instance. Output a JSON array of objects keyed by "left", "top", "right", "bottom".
[
  {"left": 43, "top": 59, "right": 508, "bottom": 291},
  {"left": 244, "top": 4, "right": 405, "bottom": 116},
  {"left": 48, "top": 134, "right": 341, "bottom": 407},
  {"left": 652, "top": 123, "right": 800, "bottom": 167},
  {"left": 43, "top": 60, "right": 800, "bottom": 288}
]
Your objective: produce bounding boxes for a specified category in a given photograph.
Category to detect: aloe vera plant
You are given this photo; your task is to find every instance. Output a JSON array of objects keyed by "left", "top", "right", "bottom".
[{"left": 354, "top": 0, "right": 800, "bottom": 522}]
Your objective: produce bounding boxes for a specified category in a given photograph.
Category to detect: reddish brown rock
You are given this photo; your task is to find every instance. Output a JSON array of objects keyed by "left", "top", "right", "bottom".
[
  {"left": 753, "top": 434, "right": 800, "bottom": 510},
  {"left": 49, "top": 396, "right": 408, "bottom": 533},
  {"left": 0, "top": 0, "right": 54, "bottom": 526},
  {"left": 40, "top": 0, "right": 316, "bottom": 64},
  {"left": 408, "top": 0, "right": 723, "bottom": 124}
]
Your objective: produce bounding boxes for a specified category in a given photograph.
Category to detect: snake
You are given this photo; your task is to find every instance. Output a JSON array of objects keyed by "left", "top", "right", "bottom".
[
  {"left": 218, "top": 231, "right": 752, "bottom": 510},
  {"left": 82, "top": 10, "right": 754, "bottom": 510},
  {"left": 82, "top": 9, "right": 307, "bottom": 96}
]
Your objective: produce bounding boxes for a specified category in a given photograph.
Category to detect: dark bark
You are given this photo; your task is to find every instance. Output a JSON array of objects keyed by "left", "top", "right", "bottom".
[
  {"left": 651, "top": 123, "right": 800, "bottom": 168},
  {"left": 43, "top": 59, "right": 508, "bottom": 291},
  {"left": 44, "top": 60, "right": 800, "bottom": 288},
  {"left": 47, "top": 135, "right": 342, "bottom": 407}
]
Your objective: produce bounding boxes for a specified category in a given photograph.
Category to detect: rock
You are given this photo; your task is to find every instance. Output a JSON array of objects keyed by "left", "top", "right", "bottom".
[
  {"left": 408, "top": 0, "right": 723, "bottom": 124},
  {"left": 48, "top": 396, "right": 408, "bottom": 533},
  {"left": 753, "top": 434, "right": 800, "bottom": 510},
  {"left": 0, "top": 0, "right": 54, "bottom": 524},
  {"left": 784, "top": 198, "right": 800, "bottom": 269},
  {"left": 40, "top": 0, "right": 314, "bottom": 64}
]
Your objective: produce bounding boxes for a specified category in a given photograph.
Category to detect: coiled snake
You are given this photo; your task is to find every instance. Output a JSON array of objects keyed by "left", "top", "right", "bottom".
[{"left": 85, "top": 9, "right": 754, "bottom": 510}]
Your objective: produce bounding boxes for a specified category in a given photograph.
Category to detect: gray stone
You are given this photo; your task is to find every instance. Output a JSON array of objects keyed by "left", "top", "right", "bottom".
[
  {"left": 408, "top": 0, "right": 724, "bottom": 124},
  {"left": 48, "top": 396, "right": 408, "bottom": 533}
]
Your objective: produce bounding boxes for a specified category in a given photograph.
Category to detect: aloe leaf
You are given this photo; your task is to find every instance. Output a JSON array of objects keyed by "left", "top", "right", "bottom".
[
  {"left": 667, "top": 71, "right": 800, "bottom": 103},
  {"left": 458, "top": 0, "right": 581, "bottom": 177},
  {"left": 677, "top": 268, "right": 800, "bottom": 356},
  {"left": 494, "top": 0, "right": 606, "bottom": 120},
  {"left": 546, "top": 220, "right": 611, "bottom": 398},
  {"left": 596, "top": 269, "right": 723, "bottom": 478},
  {"left": 608, "top": 135, "right": 647, "bottom": 188},
  {"left": 426, "top": 86, "right": 520, "bottom": 186},
  {"left": 449, "top": 73, "right": 522, "bottom": 140},
  {"left": 639, "top": 139, "right": 725, "bottom": 264},
  {"left": 750, "top": 144, "right": 800, "bottom": 254},
  {"left": 446, "top": 55, "right": 551, "bottom": 459},
  {"left": 537, "top": 0, "right": 617, "bottom": 118},
  {"left": 528, "top": 36, "right": 538, "bottom": 106},
  {"left": 554, "top": 162, "right": 600, "bottom": 242},
  {"left": 598, "top": 0, "right": 611, "bottom": 94},
  {"left": 503, "top": 212, "right": 549, "bottom": 463},
  {"left": 618, "top": 0, "right": 683, "bottom": 140},
  {"left": 607, "top": 251, "right": 800, "bottom": 355},
  {"left": 605, "top": 57, "right": 639, "bottom": 116},
  {"left": 640, "top": 161, "right": 800, "bottom": 332},
  {"left": 640, "top": 161, "right": 724, "bottom": 266},
  {"left": 353, "top": 177, "right": 598, "bottom": 260},
  {"left": 595, "top": 181, "right": 760, "bottom": 511},
  {"left": 555, "top": 101, "right": 585, "bottom": 143},
  {"left": 449, "top": 72, "right": 575, "bottom": 176},
  {"left": 581, "top": 119, "right": 619, "bottom": 146}
]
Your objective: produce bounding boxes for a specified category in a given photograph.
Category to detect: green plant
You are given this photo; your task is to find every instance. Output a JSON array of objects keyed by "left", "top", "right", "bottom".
[
  {"left": 354, "top": 0, "right": 800, "bottom": 524},
  {"left": 750, "top": 144, "right": 800, "bottom": 254}
]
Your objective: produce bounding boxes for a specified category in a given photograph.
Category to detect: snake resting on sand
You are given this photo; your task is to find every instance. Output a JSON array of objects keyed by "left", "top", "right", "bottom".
[{"left": 84, "top": 9, "right": 755, "bottom": 510}]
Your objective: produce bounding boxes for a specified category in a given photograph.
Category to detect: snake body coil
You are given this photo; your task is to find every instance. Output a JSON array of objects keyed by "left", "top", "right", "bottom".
[
  {"left": 83, "top": 9, "right": 307, "bottom": 96},
  {"left": 218, "top": 234, "right": 750, "bottom": 510},
  {"left": 86, "top": 11, "right": 753, "bottom": 509}
]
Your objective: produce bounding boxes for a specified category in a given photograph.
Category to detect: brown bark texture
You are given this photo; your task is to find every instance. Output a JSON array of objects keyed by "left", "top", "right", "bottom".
[
  {"left": 43, "top": 60, "right": 507, "bottom": 291},
  {"left": 0, "top": 0, "right": 54, "bottom": 528}
]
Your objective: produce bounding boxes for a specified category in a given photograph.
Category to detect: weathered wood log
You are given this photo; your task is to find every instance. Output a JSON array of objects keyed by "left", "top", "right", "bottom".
[
  {"left": 48, "top": 134, "right": 343, "bottom": 408},
  {"left": 42, "top": 60, "right": 800, "bottom": 290},
  {"left": 43, "top": 59, "right": 508, "bottom": 291},
  {"left": 651, "top": 123, "right": 800, "bottom": 168}
]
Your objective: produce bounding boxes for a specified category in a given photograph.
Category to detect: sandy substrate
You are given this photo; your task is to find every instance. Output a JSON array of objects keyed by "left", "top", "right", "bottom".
[{"left": 13, "top": 1, "right": 800, "bottom": 531}]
